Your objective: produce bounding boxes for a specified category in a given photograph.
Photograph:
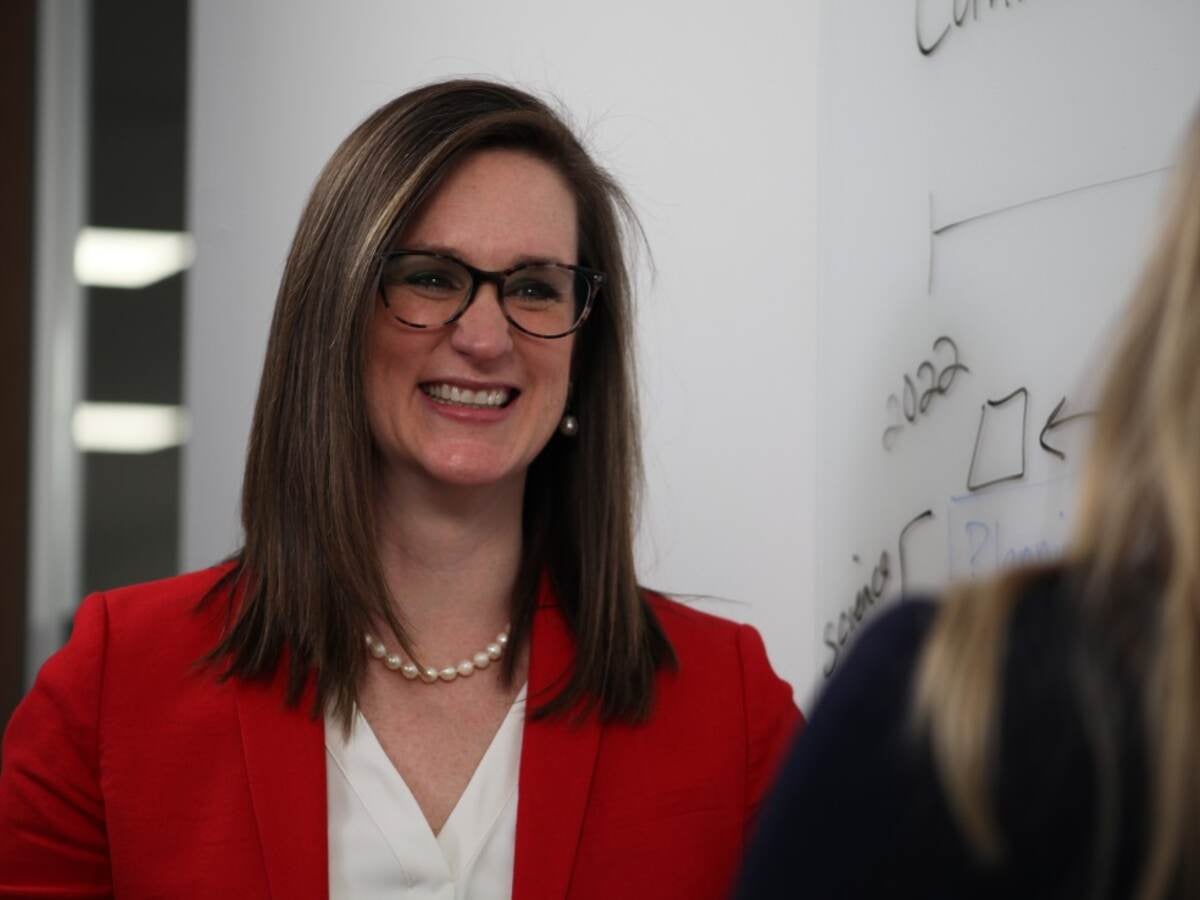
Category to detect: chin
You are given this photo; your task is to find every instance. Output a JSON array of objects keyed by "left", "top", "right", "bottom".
[
  {"left": 422, "top": 452, "right": 526, "bottom": 490},
  {"left": 432, "top": 468, "right": 516, "bottom": 489}
]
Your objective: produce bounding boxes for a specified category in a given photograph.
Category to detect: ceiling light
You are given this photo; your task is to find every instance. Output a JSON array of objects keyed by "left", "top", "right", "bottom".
[
  {"left": 72, "top": 403, "right": 190, "bottom": 453},
  {"left": 73, "top": 227, "right": 196, "bottom": 288}
]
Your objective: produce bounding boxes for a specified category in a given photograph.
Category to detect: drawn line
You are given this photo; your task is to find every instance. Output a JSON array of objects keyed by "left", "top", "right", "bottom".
[
  {"left": 932, "top": 165, "right": 1171, "bottom": 237},
  {"left": 927, "top": 192, "right": 935, "bottom": 295},
  {"left": 966, "top": 386, "right": 1029, "bottom": 492},
  {"left": 899, "top": 509, "right": 934, "bottom": 597}
]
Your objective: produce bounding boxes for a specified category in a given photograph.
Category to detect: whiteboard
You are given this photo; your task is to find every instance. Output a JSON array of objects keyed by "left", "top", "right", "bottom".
[{"left": 812, "top": 0, "right": 1200, "bottom": 701}]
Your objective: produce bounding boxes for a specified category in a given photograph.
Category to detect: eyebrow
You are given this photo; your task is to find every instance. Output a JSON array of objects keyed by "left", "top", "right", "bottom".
[{"left": 398, "top": 243, "right": 571, "bottom": 269}]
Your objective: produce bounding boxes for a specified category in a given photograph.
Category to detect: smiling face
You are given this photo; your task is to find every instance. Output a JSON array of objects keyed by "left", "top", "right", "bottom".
[{"left": 364, "top": 149, "right": 578, "bottom": 493}]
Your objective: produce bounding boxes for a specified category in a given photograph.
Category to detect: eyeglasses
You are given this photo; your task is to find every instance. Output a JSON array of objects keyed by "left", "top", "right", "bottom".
[{"left": 377, "top": 250, "right": 605, "bottom": 339}]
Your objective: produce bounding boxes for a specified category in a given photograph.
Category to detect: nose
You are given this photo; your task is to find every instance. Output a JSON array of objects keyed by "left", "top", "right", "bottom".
[{"left": 449, "top": 282, "right": 514, "bottom": 360}]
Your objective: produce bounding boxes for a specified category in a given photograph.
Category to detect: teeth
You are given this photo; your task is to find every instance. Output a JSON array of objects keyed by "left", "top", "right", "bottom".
[{"left": 422, "top": 383, "right": 510, "bottom": 408}]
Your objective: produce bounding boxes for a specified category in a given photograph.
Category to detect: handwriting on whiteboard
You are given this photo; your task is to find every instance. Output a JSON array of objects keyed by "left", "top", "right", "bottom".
[
  {"left": 882, "top": 335, "right": 970, "bottom": 450},
  {"left": 821, "top": 509, "right": 934, "bottom": 677},
  {"left": 948, "top": 479, "right": 1074, "bottom": 580},
  {"left": 825, "top": 322, "right": 1094, "bottom": 676},
  {"left": 916, "top": 0, "right": 1027, "bottom": 57}
]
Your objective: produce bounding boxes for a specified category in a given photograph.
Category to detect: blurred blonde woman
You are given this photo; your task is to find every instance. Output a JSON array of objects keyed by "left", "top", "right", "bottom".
[{"left": 738, "top": 106, "right": 1200, "bottom": 900}]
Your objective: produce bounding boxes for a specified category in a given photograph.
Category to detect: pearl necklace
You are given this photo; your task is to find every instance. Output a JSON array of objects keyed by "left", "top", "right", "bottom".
[{"left": 364, "top": 627, "right": 510, "bottom": 684}]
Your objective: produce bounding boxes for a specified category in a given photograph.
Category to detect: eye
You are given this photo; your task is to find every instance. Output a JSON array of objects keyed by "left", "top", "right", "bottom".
[
  {"left": 404, "top": 268, "right": 464, "bottom": 293},
  {"left": 507, "top": 279, "right": 560, "bottom": 302},
  {"left": 504, "top": 267, "right": 571, "bottom": 308},
  {"left": 382, "top": 255, "right": 468, "bottom": 298}
]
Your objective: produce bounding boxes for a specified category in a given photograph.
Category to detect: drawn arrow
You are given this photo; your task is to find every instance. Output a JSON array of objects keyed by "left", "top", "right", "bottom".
[{"left": 1039, "top": 396, "right": 1095, "bottom": 461}]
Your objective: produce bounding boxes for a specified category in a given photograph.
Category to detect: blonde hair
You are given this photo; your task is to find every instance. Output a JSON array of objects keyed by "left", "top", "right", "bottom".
[{"left": 913, "top": 108, "right": 1200, "bottom": 899}]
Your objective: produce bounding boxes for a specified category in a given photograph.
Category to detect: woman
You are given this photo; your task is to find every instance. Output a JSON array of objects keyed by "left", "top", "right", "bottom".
[
  {"left": 0, "top": 80, "right": 799, "bottom": 899},
  {"left": 737, "top": 107, "right": 1200, "bottom": 900}
]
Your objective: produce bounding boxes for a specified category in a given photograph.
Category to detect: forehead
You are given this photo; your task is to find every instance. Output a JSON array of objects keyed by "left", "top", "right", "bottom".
[{"left": 398, "top": 148, "right": 578, "bottom": 267}]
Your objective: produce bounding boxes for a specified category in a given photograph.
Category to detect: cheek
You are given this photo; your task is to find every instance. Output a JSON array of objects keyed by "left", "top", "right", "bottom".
[
  {"left": 362, "top": 366, "right": 393, "bottom": 453},
  {"left": 535, "top": 342, "right": 574, "bottom": 412},
  {"left": 363, "top": 361, "right": 389, "bottom": 436},
  {"left": 362, "top": 324, "right": 421, "bottom": 439},
  {"left": 363, "top": 335, "right": 391, "bottom": 423}
]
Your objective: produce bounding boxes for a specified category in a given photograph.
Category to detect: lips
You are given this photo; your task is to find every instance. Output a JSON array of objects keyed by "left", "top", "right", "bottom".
[{"left": 420, "top": 382, "right": 517, "bottom": 409}]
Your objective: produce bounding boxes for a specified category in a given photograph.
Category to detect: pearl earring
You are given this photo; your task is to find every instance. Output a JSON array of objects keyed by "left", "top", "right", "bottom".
[{"left": 559, "top": 414, "right": 579, "bottom": 437}]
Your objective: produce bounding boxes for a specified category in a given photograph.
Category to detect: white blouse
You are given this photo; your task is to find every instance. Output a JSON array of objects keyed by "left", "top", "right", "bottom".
[{"left": 325, "top": 686, "right": 527, "bottom": 900}]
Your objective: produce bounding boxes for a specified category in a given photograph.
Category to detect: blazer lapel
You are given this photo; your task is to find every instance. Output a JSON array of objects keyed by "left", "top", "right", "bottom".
[
  {"left": 235, "top": 662, "right": 328, "bottom": 900},
  {"left": 513, "top": 585, "right": 603, "bottom": 900}
]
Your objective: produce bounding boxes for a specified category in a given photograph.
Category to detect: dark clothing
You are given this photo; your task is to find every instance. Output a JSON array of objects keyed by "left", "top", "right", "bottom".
[{"left": 736, "top": 575, "right": 1148, "bottom": 899}]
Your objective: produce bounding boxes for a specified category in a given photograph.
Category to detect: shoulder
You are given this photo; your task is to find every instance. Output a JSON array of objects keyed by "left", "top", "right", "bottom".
[
  {"left": 6, "top": 562, "right": 241, "bottom": 772},
  {"left": 825, "top": 598, "right": 938, "bottom": 704},
  {"left": 643, "top": 590, "right": 792, "bottom": 686},
  {"left": 645, "top": 588, "right": 795, "bottom": 674},
  {"left": 787, "top": 599, "right": 939, "bottom": 792},
  {"left": 648, "top": 592, "right": 758, "bottom": 657},
  {"left": 99, "top": 562, "right": 238, "bottom": 616},
  {"left": 94, "top": 562, "right": 238, "bottom": 639},
  {"left": 806, "top": 575, "right": 1087, "bottom": 763},
  {"left": 644, "top": 590, "right": 749, "bottom": 647},
  {"left": 642, "top": 590, "right": 801, "bottom": 777},
  {"left": 56, "top": 563, "right": 241, "bottom": 692}
]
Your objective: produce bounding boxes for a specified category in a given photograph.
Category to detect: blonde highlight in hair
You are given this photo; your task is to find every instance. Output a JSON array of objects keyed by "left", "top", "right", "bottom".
[
  {"left": 912, "top": 571, "right": 1025, "bottom": 861},
  {"left": 913, "top": 108, "right": 1200, "bottom": 899}
]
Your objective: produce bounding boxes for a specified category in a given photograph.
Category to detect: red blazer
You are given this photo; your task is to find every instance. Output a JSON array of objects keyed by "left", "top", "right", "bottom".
[{"left": 0, "top": 565, "right": 800, "bottom": 899}]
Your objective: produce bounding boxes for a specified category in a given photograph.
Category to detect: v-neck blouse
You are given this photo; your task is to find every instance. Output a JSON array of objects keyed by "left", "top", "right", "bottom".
[{"left": 325, "top": 685, "right": 527, "bottom": 900}]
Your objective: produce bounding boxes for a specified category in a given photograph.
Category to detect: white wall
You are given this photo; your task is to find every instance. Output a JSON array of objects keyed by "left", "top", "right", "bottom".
[{"left": 185, "top": 2, "right": 820, "bottom": 703}]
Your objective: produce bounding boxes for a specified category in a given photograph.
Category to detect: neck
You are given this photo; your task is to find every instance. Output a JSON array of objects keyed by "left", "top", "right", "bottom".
[{"left": 374, "top": 468, "right": 525, "bottom": 656}]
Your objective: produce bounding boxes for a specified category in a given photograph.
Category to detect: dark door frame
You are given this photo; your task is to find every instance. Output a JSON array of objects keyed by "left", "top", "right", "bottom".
[{"left": 1, "top": 0, "right": 36, "bottom": 733}]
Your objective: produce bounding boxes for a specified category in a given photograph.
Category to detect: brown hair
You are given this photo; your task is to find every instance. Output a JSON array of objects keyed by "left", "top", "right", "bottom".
[
  {"left": 913, "top": 107, "right": 1200, "bottom": 899},
  {"left": 206, "top": 79, "right": 674, "bottom": 729}
]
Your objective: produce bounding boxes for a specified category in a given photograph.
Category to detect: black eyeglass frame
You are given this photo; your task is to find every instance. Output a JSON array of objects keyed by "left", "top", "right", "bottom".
[{"left": 376, "top": 249, "right": 606, "bottom": 339}]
